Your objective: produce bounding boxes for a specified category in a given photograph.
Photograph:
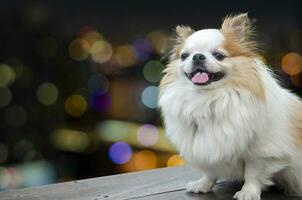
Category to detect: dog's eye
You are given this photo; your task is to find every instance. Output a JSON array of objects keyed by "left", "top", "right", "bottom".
[
  {"left": 213, "top": 52, "right": 226, "bottom": 61},
  {"left": 180, "top": 53, "right": 189, "bottom": 61}
]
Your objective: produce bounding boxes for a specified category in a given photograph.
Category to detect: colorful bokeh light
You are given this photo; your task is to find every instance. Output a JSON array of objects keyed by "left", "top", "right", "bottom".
[
  {"left": 132, "top": 38, "right": 152, "bottom": 62},
  {"left": 146, "top": 31, "right": 169, "bottom": 54},
  {"left": 167, "top": 154, "right": 185, "bottom": 167},
  {"left": 143, "top": 60, "right": 164, "bottom": 83},
  {"left": 0, "top": 64, "right": 15, "bottom": 86},
  {"left": 108, "top": 142, "right": 132, "bottom": 164},
  {"left": 52, "top": 129, "right": 90, "bottom": 153},
  {"left": 0, "top": 161, "right": 55, "bottom": 190},
  {"left": 114, "top": 45, "right": 136, "bottom": 67},
  {"left": 134, "top": 150, "right": 157, "bottom": 171},
  {"left": 82, "top": 30, "right": 104, "bottom": 46},
  {"left": 68, "top": 39, "right": 90, "bottom": 61},
  {"left": 89, "top": 93, "right": 110, "bottom": 112},
  {"left": 97, "top": 120, "right": 176, "bottom": 152},
  {"left": 137, "top": 124, "right": 159, "bottom": 147},
  {"left": 36, "top": 82, "right": 59, "bottom": 105},
  {"left": 97, "top": 120, "right": 131, "bottom": 142},
  {"left": 281, "top": 52, "right": 302, "bottom": 75},
  {"left": 87, "top": 73, "right": 109, "bottom": 95},
  {"left": 90, "top": 41, "right": 113, "bottom": 64},
  {"left": 141, "top": 86, "right": 159, "bottom": 109},
  {"left": 65, "top": 94, "right": 87, "bottom": 117}
]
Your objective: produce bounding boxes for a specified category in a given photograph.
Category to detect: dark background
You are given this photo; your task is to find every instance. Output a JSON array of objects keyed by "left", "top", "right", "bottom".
[{"left": 0, "top": 0, "right": 301, "bottom": 190}]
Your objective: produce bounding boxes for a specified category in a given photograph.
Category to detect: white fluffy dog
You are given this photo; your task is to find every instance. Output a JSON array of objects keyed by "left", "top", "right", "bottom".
[{"left": 159, "top": 13, "right": 302, "bottom": 200}]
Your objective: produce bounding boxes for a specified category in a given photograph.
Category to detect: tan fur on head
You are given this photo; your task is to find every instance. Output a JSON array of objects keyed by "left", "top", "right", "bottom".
[
  {"left": 170, "top": 25, "right": 194, "bottom": 60},
  {"left": 227, "top": 57, "right": 265, "bottom": 100},
  {"left": 160, "top": 26, "right": 194, "bottom": 92},
  {"left": 221, "top": 13, "right": 258, "bottom": 57},
  {"left": 176, "top": 25, "right": 194, "bottom": 41},
  {"left": 220, "top": 14, "right": 264, "bottom": 100}
]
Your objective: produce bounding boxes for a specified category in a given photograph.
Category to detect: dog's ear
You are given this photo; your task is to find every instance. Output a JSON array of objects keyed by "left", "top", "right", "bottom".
[
  {"left": 168, "top": 25, "right": 194, "bottom": 60},
  {"left": 221, "top": 13, "right": 253, "bottom": 43},
  {"left": 175, "top": 25, "right": 194, "bottom": 43}
]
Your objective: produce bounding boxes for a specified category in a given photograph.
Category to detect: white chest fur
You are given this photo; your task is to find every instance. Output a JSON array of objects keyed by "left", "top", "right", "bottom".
[{"left": 159, "top": 82, "right": 267, "bottom": 178}]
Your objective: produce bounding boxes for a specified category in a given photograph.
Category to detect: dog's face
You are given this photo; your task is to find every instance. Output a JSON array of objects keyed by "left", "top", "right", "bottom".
[
  {"left": 164, "top": 13, "right": 261, "bottom": 92},
  {"left": 180, "top": 29, "right": 228, "bottom": 88}
]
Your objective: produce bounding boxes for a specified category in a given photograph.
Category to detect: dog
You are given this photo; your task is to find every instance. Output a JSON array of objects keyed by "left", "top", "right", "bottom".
[{"left": 158, "top": 13, "right": 302, "bottom": 200}]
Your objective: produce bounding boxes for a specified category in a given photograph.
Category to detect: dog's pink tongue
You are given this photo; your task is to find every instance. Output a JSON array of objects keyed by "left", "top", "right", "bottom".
[{"left": 192, "top": 72, "right": 209, "bottom": 84}]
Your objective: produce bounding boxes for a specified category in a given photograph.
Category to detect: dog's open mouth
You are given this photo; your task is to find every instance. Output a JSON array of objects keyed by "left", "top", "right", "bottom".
[{"left": 185, "top": 69, "right": 225, "bottom": 85}]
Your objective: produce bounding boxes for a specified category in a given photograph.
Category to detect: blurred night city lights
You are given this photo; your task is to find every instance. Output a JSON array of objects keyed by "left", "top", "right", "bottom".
[
  {"left": 0, "top": 0, "right": 301, "bottom": 191},
  {"left": 109, "top": 142, "right": 132, "bottom": 164}
]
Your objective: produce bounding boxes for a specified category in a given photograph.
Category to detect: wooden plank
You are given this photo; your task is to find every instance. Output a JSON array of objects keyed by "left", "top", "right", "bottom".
[
  {"left": 0, "top": 165, "right": 301, "bottom": 200},
  {"left": 0, "top": 166, "right": 197, "bottom": 200}
]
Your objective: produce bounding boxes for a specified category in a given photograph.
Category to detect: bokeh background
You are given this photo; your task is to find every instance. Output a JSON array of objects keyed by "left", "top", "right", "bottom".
[{"left": 0, "top": 0, "right": 302, "bottom": 190}]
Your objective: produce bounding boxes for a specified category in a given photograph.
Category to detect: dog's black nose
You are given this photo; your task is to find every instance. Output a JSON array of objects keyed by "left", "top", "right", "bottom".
[
  {"left": 192, "top": 54, "right": 206, "bottom": 66},
  {"left": 193, "top": 54, "right": 206, "bottom": 62}
]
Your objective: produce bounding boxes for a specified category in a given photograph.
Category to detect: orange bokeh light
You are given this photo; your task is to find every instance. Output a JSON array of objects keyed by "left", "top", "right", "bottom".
[
  {"left": 119, "top": 150, "right": 158, "bottom": 172},
  {"left": 68, "top": 39, "right": 90, "bottom": 61},
  {"left": 281, "top": 53, "right": 302, "bottom": 75},
  {"left": 167, "top": 154, "right": 185, "bottom": 167},
  {"left": 134, "top": 150, "right": 157, "bottom": 171}
]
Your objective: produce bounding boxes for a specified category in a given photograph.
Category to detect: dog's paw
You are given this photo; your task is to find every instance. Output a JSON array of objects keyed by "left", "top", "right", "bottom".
[
  {"left": 233, "top": 190, "right": 261, "bottom": 200},
  {"left": 186, "top": 178, "right": 214, "bottom": 193}
]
